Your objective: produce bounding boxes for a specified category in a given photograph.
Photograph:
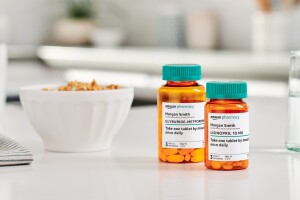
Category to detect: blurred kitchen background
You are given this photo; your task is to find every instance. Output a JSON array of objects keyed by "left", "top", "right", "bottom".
[{"left": 0, "top": 0, "right": 299, "bottom": 105}]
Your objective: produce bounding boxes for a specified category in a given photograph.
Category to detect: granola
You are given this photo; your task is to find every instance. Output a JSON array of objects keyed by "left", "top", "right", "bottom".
[{"left": 42, "top": 80, "right": 120, "bottom": 91}]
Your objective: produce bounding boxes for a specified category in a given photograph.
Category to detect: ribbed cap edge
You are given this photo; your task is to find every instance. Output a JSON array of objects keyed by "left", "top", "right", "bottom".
[
  {"left": 206, "top": 81, "right": 247, "bottom": 99},
  {"left": 162, "top": 64, "right": 201, "bottom": 81}
]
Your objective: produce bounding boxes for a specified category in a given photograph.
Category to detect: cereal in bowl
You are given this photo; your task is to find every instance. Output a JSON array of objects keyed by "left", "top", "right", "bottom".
[{"left": 43, "top": 80, "right": 120, "bottom": 91}]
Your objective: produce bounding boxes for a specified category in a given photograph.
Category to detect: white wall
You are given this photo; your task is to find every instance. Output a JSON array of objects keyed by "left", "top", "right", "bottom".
[
  {"left": 91, "top": 0, "right": 257, "bottom": 49},
  {"left": 0, "top": 0, "right": 65, "bottom": 45},
  {"left": 3, "top": 0, "right": 298, "bottom": 50}
]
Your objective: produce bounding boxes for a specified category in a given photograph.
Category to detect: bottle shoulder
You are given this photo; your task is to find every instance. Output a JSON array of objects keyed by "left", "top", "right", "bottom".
[
  {"left": 206, "top": 99, "right": 248, "bottom": 112},
  {"left": 158, "top": 84, "right": 205, "bottom": 92}
]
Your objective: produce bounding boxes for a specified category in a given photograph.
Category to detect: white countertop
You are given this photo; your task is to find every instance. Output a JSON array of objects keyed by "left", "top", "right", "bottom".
[
  {"left": 5, "top": 46, "right": 290, "bottom": 100},
  {"left": 0, "top": 102, "right": 298, "bottom": 200},
  {"left": 6, "top": 61, "right": 288, "bottom": 101},
  {"left": 37, "top": 46, "right": 289, "bottom": 80}
]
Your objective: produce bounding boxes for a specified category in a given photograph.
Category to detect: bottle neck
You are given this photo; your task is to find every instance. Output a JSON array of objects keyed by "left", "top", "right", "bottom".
[
  {"left": 208, "top": 99, "right": 244, "bottom": 103},
  {"left": 166, "top": 81, "right": 199, "bottom": 87}
]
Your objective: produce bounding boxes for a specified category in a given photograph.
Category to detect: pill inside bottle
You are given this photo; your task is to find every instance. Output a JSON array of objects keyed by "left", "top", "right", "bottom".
[
  {"left": 205, "top": 81, "right": 249, "bottom": 170},
  {"left": 157, "top": 64, "right": 206, "bottom": 163}
]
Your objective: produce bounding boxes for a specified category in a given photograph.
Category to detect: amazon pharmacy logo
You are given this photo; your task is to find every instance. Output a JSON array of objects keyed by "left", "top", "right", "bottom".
[
  {"left": 211, "top": 115, "right": 221, "bottom": 120},
  {"left": 165, "top": 105, "right": 176, "bottom": 109}
]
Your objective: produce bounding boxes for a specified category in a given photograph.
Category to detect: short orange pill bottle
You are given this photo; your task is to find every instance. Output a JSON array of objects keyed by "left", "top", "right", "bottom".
[
  {"left": 157, "top": 64, "right": 206, "bottom": 163},
  {"left": 205, "top": 81, "right": 249, "bottom": 170}
]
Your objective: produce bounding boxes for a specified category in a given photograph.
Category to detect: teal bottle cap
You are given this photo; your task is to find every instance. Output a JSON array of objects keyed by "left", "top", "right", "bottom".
[
  {"left": 206, "top": 81, "right": 248, "bottom": 99},
  {"left": 162, "top": 64, "right": 201, "bottom": 81}
]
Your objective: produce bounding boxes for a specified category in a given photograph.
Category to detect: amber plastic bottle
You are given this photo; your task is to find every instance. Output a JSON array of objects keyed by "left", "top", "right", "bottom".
[
  {"left": 205, "top": 81, "right": 249, "bottom": 170},
  {"left": 157, "top": 64, "right": 206, "bottom": 163}
]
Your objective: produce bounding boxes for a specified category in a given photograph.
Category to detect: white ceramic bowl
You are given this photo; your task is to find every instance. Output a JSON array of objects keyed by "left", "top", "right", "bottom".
[
  {"left": 90, "top": 28, "right": 125, "bottom": 47},
  {"left": 20, "top": 85, "right": 134, "bottom": 152}
]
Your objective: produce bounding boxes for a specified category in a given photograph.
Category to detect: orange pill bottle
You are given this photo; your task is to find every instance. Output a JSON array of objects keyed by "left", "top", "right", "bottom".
[
  {"left": 157, "top": 64, "right": 206, "bottom": 163},
  {"left": 205, "top": 81, "right": 249, "bottom": 170}
]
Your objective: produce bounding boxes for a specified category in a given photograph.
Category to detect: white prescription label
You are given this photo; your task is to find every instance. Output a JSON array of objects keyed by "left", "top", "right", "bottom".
[
  {"left": 162, "top": 102, "right": 205, "bottom": 148},
  {"left": 208, "top": 112, "right": 249, "bottom": 161}
]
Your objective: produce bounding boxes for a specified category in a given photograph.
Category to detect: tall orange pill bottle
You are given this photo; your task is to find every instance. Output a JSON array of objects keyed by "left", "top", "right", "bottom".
[
  {"left": 157, "top": 64, "right": 206, "bottom": 163},
  {"left": 205, "top": 81, "right": 249, "bottom": 170}
]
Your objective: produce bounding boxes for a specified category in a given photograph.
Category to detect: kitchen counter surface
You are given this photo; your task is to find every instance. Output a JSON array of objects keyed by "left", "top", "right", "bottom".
[
  {"left": 0, "top": 103, "right": 298, "bottom": 200},
  {"left": 37, "top": 46, "right": 289, "bottom": 80},
  {"left": 6, "top": 61, "right": 288, "bottom": 101}
]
